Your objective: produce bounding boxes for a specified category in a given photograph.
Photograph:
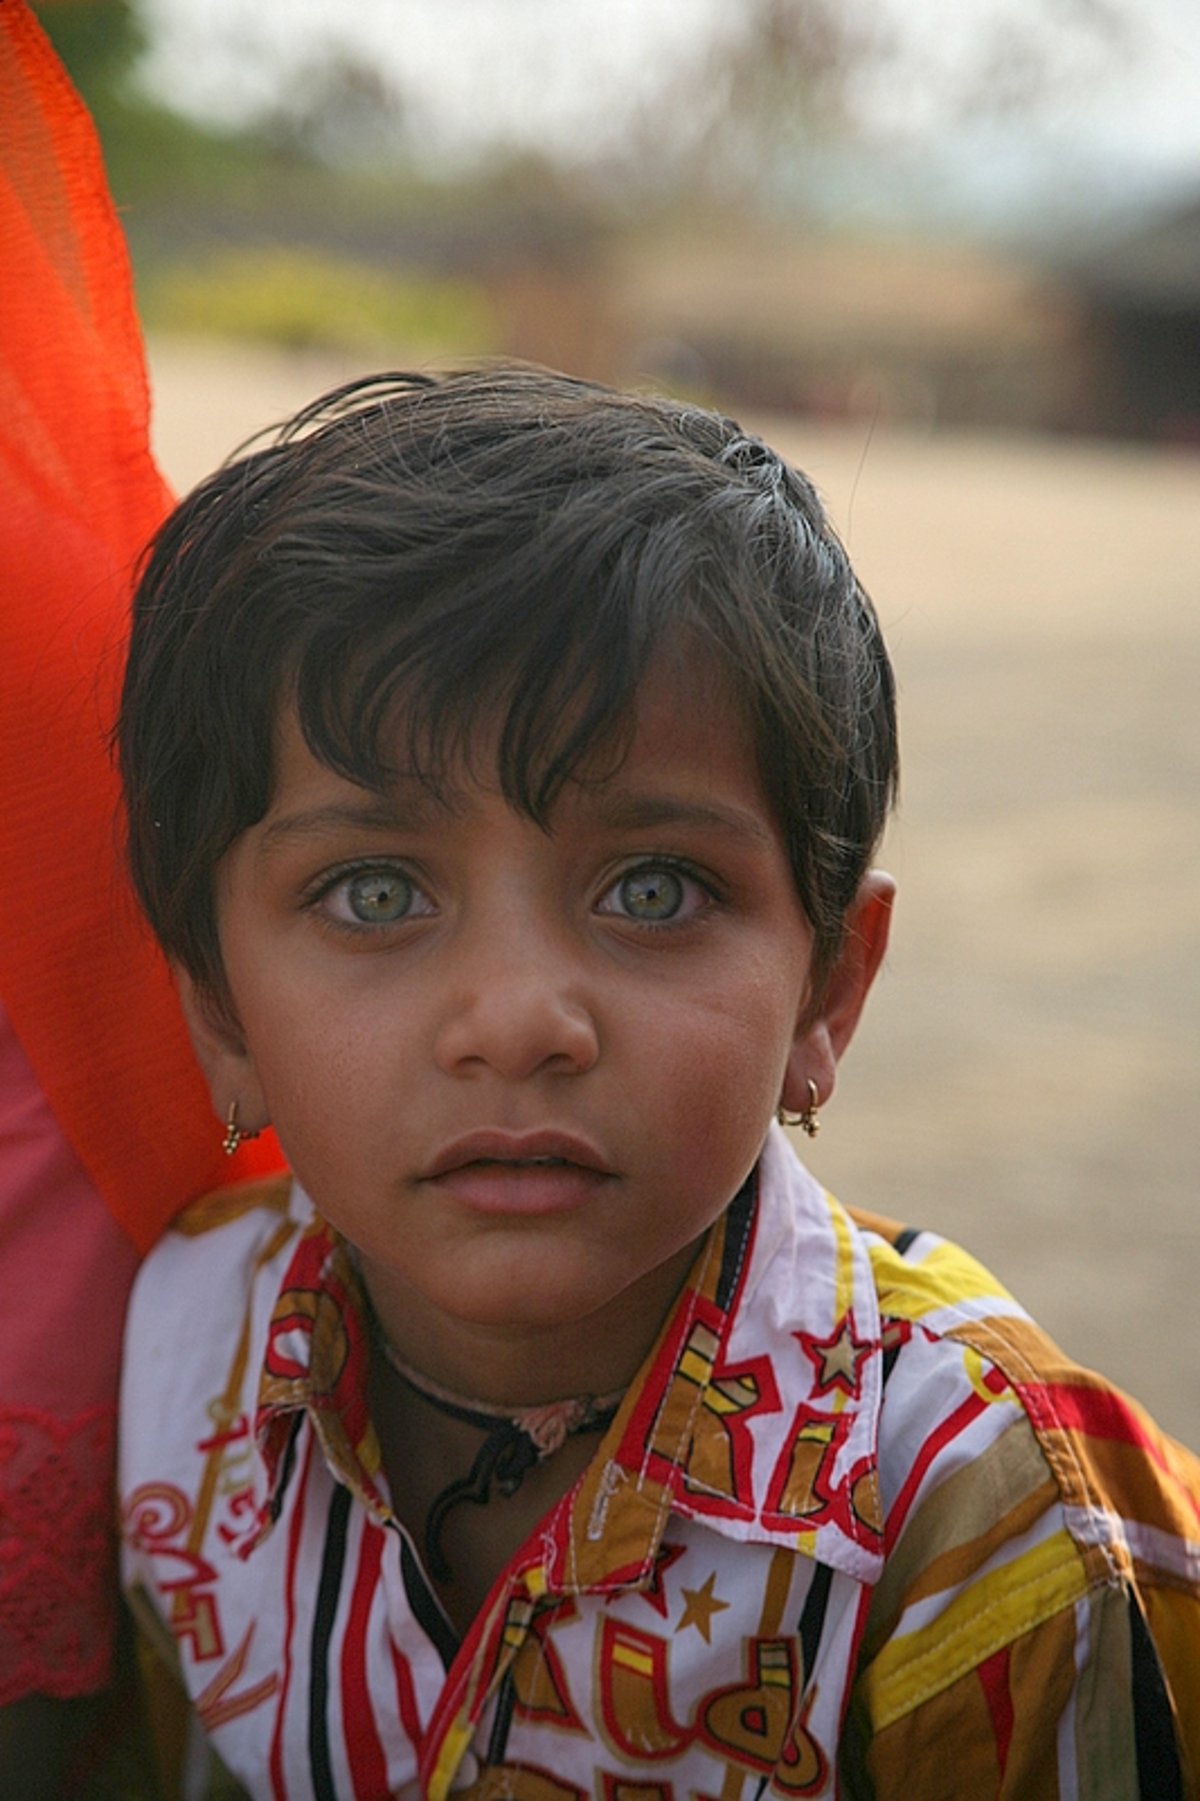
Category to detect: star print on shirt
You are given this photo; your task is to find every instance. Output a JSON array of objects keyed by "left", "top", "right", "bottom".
[
  {"left": 676, "top": 1572, "right": 731, "bottom": 1643},
  {"left": 796, "top": 1313, "right": 873, "bottom": 1398}
]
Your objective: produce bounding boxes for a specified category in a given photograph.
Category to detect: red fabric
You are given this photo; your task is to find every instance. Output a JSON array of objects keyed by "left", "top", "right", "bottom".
[
  {"left": 0, "top": 0, "right": 283, "bottom": 1255},
  {"left": 0, "top": 1002, "right": 139, "bottom": 1411},
  {"left": 0, "top": 1405, "right": 116, "bottom": 1705},
  {"left": 0, "top": 1, "right": 283, "bottom": 1704},
  {"left": 0, "top": 1001, "right": 137, "bottom": 1700}
]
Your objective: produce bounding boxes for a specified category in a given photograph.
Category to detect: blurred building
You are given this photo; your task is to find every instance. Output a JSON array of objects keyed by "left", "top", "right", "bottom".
[
  {"left": 1065, "top": 195, "right": 1200, "bottom": 444},
  {"left": 612, "top": 227, "right": 1090, "bottom": 435}
]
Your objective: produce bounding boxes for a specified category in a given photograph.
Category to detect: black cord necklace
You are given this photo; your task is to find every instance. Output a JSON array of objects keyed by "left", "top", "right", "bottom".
[{"left": 373, "top": 1333, "right": 624, "bottom": 1583}]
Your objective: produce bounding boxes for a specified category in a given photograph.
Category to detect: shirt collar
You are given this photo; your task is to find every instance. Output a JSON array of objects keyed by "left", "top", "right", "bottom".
[
  {"left": 553, "top": 1127, "right": 885, "bottom": 1592},
  {"left": 246, "top": 1201, "right": 390, "bottom": 1549},
  {"left": 244, "top": 1128, "right": 885, "bottom": 1585}
]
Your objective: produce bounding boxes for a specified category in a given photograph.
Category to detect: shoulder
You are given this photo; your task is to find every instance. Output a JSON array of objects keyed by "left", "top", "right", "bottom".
[
  {"left": 844, "top": 1209, "right": 1097, "bottom": 1664},
  {"left": 119, "top": 1174, "right": 302, "bottom": 1469},
  {"left": 839, "top": 1205, "right": 1200, "bottom": 1789},
  {"left": 845, "top": 1205, "right": 1200, "bottom": 1564},
  {"left": 123, "top": 1172, "right": 299, "bottom": 1340}
]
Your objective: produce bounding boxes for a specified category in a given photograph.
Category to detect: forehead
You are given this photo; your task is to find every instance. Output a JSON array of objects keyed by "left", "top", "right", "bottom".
[
  {"left": 616, "top": 645, "right": 761, "bottom": 787},
  {"left": 270, "top": 644, "right": 773, "bottom": 830}
]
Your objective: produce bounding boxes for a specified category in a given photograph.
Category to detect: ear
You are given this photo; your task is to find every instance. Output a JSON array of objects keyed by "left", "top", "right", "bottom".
[
  {"left": 175, "top": 967, "right": 271, "bottom": 1134},
  {"left": 781, "top": 871, "right": 894, "bottom": 1114}
]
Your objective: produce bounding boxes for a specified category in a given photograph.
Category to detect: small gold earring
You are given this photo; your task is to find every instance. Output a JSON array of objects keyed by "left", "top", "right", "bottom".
[
  {"left": 222, "top": 1100, "right": 260, "bottom": 1157},
  {"left": 778, "top": 1079, "right": 821, "bottom": 1138}
]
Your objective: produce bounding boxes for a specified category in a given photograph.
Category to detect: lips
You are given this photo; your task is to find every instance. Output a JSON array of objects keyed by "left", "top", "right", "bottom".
[
  {"left": 425, "top": 1129, "right": 612, "bottom": 1179},
  {"left": 423, "top": 1129, "right": 615, "bottom": 1215}
]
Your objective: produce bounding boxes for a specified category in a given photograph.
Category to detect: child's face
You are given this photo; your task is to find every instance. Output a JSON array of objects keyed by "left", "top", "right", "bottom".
[{"left": 183, "top": 649, "right": 891, "bottom": 1387}]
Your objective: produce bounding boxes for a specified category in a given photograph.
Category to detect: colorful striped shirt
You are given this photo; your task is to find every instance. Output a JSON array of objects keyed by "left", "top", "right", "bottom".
[{"left": 118, "top": 1128, "right": 1200, "bottom": 1797}]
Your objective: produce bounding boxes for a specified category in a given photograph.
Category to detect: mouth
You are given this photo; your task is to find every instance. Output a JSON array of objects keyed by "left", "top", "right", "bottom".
[
  {"left": 423, "top": 1130, "right": 615, "bottom": 1215},
  {"left": 425, "top": 1129, "right": 612, "bottom": 1179}
]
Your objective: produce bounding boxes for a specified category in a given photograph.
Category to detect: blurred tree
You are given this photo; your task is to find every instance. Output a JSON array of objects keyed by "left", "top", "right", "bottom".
[
  {"left": 31, "top": 0, "right": 145, "bottom": 95},
  {"left": 258, "top": 51, "right": 409, "bottom": 168},
  {"left": 32, "top": 0, "right": 146, "bottom": 140},
  {"left": 951, "top": 0, "right": 1133, "bottom": 120},
  {"left": 619, "top": 0, "right": 1137, "bottom": 212},
  {"left": 693, "top": 0, "right": 886, "bottom": 207},
  {"left": 30, "top": 0, "right": 268, "bottom": 206}
]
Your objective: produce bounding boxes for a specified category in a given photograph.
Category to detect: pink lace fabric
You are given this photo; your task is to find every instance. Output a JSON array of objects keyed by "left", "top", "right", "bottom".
[
  {"left": 0, "top": 1408, "right": 117, "bottom": 1704},
  {"left": 0, "top": 1003, "right": 139, "bottom": 1702}
]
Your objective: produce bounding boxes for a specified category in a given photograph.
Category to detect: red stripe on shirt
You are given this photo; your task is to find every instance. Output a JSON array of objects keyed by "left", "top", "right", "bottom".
[
  {"left": 340, "top": 1517, "right": 389, "bottom": 1800},
  {"left": 1021, "top": 1382, "right": 1200, "bottom": 1527},
  {"left": 885, "top": 1391, "right": 988, "bottom": 1551},
  {"left": 976, "top": 1646, "right": 1015, "bottom": 1778},
  {"left": 392, "top": 1634, "right": 424, "bottom": 1755},
  {"left": 1032, "top": 1382, "right": 1158, "bottom": 1448}
]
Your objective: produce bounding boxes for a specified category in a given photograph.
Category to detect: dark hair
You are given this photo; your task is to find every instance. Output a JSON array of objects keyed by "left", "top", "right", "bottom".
[{"left": 119, "top": 365, "right": 897, "bottom": 1015}]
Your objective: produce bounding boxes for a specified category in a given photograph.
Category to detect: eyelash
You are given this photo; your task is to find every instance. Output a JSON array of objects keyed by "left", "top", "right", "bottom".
[
  {"left": 302, "top": 861, "right": 432, "bottom": 934},
  {"left": 301, "top": 854, "right": 721, "bottom": 936},
  {"left": 596, "top": 856, "right": 719, "bottom": 929}
]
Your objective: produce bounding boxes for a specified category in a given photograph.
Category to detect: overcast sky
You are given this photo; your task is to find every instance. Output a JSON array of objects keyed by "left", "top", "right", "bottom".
[{"left": 136, "top": 0, "right": 1200, "bottom": 223}]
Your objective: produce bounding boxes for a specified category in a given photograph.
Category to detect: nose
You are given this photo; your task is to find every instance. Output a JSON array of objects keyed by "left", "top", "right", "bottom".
[{"left": 432, "top": 933, "right": 600, "bottom": 1083}]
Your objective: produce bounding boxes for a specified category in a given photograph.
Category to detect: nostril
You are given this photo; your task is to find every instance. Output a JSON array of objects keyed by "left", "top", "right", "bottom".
[{"left": 433, "top": 986, "right": 599, "bottom": 1081}]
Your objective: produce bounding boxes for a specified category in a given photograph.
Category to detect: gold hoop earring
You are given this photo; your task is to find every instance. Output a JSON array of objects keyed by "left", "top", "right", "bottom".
[
  {"left": 778, "top": 1078, "right": 821, "bottom": 1138},
  {"left": 222, "top": 1100, "right": 261, "bottom": 1157}
]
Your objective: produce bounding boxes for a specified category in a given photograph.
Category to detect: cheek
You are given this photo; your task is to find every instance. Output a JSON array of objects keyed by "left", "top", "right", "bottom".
[
  {"left": 231, "top": 993, "right": 373, "bottom": 1178},
  {"left": 639, "top": 985, "right": 797, "bottom": 1159}
]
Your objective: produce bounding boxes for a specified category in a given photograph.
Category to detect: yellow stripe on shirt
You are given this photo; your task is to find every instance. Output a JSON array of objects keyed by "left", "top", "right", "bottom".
[{"left": 859, "top": 1528, "right": 1091, "bottom": 1731}]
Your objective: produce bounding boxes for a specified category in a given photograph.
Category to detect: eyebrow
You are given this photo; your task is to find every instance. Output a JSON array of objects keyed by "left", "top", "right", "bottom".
[
  {"left": 256, "top": 794, "right": 448, "bottom": 853},
  {"left": 591, "top": 791, "right": 774, "bottom": 845},
  {"left": 255, "top": 787, "right": 774, "bottom": 854}
]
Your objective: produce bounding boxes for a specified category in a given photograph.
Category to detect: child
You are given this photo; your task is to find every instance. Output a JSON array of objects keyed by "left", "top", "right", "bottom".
[{"left": 116, "top": 367, "right": 1200, "bottom": 1800}]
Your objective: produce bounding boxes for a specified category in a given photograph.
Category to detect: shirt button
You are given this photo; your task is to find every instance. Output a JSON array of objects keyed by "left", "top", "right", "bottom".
[{"left": 449, "top": 1750, "right": 481, "bottom": 1791}]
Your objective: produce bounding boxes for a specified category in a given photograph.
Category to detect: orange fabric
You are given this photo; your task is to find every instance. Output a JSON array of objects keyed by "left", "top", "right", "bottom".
[{"left": 0, "top": 0, "right": 282, "bottom": 1253}]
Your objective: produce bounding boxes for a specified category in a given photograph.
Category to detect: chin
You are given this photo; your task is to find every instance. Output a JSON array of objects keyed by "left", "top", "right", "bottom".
[
  {"left": 440, "top": 1273, "right": 603, "bottom": 1333},
  {"left": 444, "top": 1242, "right": 646, "bottom": 1331}
]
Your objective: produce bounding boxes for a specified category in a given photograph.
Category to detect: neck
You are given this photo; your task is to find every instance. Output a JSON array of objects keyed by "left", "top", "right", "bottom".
[
  {"left": 374, "top": 1331, "right": 626, "bottom": 1426},
  {"left": 365, "top": 1317, "right": 625, "bottom": 1593},
  {"left": 367, "top": 1350, "right": 606, "bottom": 1629},
  {"left": 355, "top": 1235, "right": 703, "bottom": 1409}
]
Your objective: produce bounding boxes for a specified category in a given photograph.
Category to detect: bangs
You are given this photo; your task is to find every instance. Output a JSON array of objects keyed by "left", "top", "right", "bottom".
[{"left": 289, "top": 490, "right": 717, "bottom": 821}]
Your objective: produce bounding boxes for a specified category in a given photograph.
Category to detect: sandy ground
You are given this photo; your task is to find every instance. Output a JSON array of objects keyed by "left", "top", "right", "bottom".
[{"left": 148, "top": 337, "right": 1200, "bottom": 1447}]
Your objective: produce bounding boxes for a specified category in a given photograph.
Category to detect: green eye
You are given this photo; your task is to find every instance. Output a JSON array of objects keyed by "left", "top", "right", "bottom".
[
  {"left": 617, "top": 867, "right": 685, "bottom": 921},
  {"left": 345, "top": 870, "right": 414, "bottom": 923}
]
